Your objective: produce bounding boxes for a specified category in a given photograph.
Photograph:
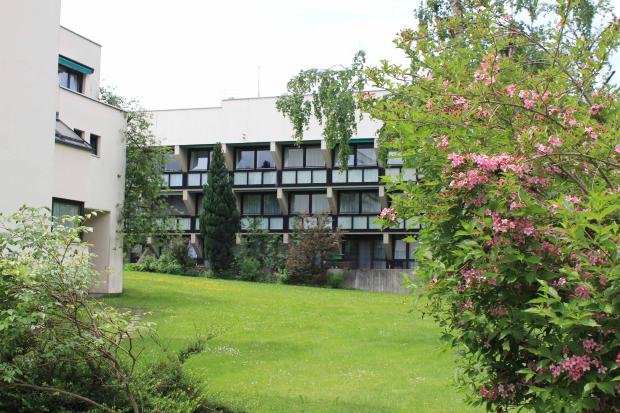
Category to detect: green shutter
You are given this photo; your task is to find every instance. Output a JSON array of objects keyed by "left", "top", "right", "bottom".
[
  {"left": 58, "top": 55, "right": 94, "bottom": 74},
  {"left": 349, "top": 138, "right": 374, "bottom": 144}
]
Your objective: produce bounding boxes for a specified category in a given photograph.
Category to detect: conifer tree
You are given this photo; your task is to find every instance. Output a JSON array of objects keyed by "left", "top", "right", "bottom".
[{"left": 199, "top": 143, "right": 240, "bottom": 275}]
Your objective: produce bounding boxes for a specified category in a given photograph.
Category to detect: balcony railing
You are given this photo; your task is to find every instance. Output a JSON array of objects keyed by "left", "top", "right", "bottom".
[
  {"left": 332, "top": 167, "right": 379, "bottom": 184},
  {"left": 281, "top": 168, "right": 328, "bottom": 185},
  {"left": 336, "top": 214, "right": 382, "bottom": 231},
  {"left": 384, "top": 167, "right": 418, "bottom": 181},
  {"left": 233, "top": 170, "right": 277, "bottom": 186},
  {"left": 240, "top": 215, "right": 285, "bottom": 231},
  {"left": 162, "top": 216, "right": 196, "bottom": 233},
  {"left": 187, "top": 172, "right": 209, "bottom": 187},
  {"left": 161, "top": 172, "right": 184, "bottom": 188}
]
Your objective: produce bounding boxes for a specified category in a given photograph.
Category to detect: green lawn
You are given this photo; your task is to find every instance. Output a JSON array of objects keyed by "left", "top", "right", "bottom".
[{"left": 105, "top": 272, "right": 480, "bottom": 413}]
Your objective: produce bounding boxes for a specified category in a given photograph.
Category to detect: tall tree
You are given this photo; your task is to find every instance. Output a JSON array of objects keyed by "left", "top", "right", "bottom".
[
  {"left": 199, "top": 143, "right": 240, "bottom": 275},
  {"left": 100, "top": 87, "right": 169, "bottom": 257}
]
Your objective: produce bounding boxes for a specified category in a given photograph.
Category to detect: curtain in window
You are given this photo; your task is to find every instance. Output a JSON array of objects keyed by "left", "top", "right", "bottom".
[
  {"left": 243, "top": 194, "right": 261, "bottom": 214},
  {"left": 361, "top": 192, "right": 380, "bottom": 213},
  {"left": 356, "top": 147, "right": 377, "bottom": 166},
  {"left": 387, "top": 150, "right": 403, "bottom": 165},
  {"left": 339, "top": 192, "right": 359, "bottom": 213},
  {"left": 312, "top": 194, "right": 330, "bottom": 214},
  {"left": 394, "top": 239, "right": 407, "bottom": 260},
  {"left": 334, "top": 148, "right": 355, "bottom": 167},
  {"left": 284, "top": 148, "right": 303, "bottom": 168},
  {"left": 256, "top": 150, "right": 274, "bottom": 169},
  {"left": 305, "top": 147, "right": 325, "bottom": 167},
  {"left": 291, "top": 194, "right": 310, "bottom": 214},
  {"left": 263, "top": 194, "right": 281, "bottom": 215},
  {"left": 52, "top": 200, "right": 81, "bottom": 229},
  {"left": 236, "top": 150, "right": 254, "bottom": 169},
  {"left": 165, "top": 154, "right": 182, "bottom": 171},
  {"left": 190, "top": 151, "right": 210, "bottom": 170}
]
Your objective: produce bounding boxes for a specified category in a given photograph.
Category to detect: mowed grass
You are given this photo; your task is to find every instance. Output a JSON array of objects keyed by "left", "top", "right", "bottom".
[{"left": 104, "top": 272, "right": 481, "bottom": 413}]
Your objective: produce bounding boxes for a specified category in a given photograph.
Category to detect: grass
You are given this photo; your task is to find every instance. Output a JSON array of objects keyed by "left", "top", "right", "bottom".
[{"left": 105, "top": 272, "right": 481, "bottom": 413}]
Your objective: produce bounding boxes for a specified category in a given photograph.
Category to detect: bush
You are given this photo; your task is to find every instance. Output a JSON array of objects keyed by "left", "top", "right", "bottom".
[
  {"left": 236, "top": 220, "right": 286, "bottom": 282},
  {"left": 326, "top": 269, "right": 347, "bottom": 289},
  {"left": 237, "top": 256, "right": 261, "bottom": 281}
]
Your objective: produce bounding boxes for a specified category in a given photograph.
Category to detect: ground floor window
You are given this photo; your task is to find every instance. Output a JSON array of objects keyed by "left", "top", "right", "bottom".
[
  {"left": 341, "top": 237, "right": 386, "bottom": 269},
  {"left": 393, "top": 238, "right": 417, "bottom": 269},
  {"left": 51, "top": 198, "right": 84, "bottom": 235}
]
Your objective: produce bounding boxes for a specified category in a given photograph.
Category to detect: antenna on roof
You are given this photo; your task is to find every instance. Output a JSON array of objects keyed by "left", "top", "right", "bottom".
[{"left": 257, "top": 65, "right": 261, "bottom": 97}]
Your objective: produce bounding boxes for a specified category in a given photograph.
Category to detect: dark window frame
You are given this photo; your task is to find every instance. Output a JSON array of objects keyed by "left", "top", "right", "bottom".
[
  {"left": 240, "top": 192, "right": 281, "bottom": 216},
  {"left": 187, "top": 148, "right": 212, "bottom": 171},
  {"left": 392, "top": 237, "right": 418, "bottom": 268},
  {"left": 337, "top": 190, "right": 380, "bottom": 214},
  {"left": 89, "top": 133, "right": 100, "bottom": 156},
  {"left": 51, "top": 197, "right": 85, "bottom": 239},
  {"left": 282, "top": 145, "right": 324, "bottom": 169},
  {"left": 58, "top": 64, "right": 84, "bottom": 93},
  {"left": 288, "top": 191, "right": 330, "bottom": 215},
  {"left": 333, "top": 143, "right": 376, "bottom": 167},
  {"left": 164, "top": 152, "right": 182, "bottom": 172},
  {"left": 234, "top": 146, "right": 275, "bottom": 170},
  {"left": 341, "top": 237, "right": 387, "bottom": 269}
]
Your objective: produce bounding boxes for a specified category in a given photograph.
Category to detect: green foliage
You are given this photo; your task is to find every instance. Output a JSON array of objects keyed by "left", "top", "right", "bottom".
[
  {"left": 237, "top": 220, "right": 286, "bottom": 282},
  {"left": 276, "top": 51, "right": 366, "bottom": 166},
  {"left": 124, "top": 239, "right": 198, "bottom": 276},
  {"left": 285, "top": 215, "right": 341, "bottom": 286},
  {"left": 200, "top": 143, "right": 240, "bottom": 276},
  {"left": 99, "top": 87, "right": 170, "bottom": 254},
  {"left": 326, "top": 269, "right": 347, "bottom": 289},
  {"left": 364, "top": 0, "right": 620, "bottom": 411}
]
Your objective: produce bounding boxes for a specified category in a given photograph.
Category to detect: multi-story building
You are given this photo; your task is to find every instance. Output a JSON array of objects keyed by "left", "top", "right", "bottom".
[
  {"left": 0, "top": 0, "right": 126, "bottom": 293},
  {"left": 150, "top": 97, "right": 419, "bottom": 271}
]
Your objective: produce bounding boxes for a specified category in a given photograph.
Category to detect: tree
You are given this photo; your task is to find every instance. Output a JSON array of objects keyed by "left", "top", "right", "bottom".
[
  {"left": 99, "top": 87, "right": 170, "bottom": 258},
  {"left": 279, "top": 0, "right": 620, "bottom": 410},
  {"left": 200, "top": 143, "right": 240, "bottom": 275}
]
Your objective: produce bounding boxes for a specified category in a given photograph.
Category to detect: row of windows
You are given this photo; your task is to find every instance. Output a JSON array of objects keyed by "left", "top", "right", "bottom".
[{"left": 164, "top": 144, "right": 394, "bottom": 172}]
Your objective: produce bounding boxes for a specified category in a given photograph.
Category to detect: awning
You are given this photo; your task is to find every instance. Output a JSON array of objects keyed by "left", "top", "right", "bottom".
[{"left": 58, "top": 55, "right": 94, "bottom": 75}]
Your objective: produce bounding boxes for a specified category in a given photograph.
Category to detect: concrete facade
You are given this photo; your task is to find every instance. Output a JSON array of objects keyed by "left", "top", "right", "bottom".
[{"left": 0, "top": 1, "right": 126, "bottom": 293}]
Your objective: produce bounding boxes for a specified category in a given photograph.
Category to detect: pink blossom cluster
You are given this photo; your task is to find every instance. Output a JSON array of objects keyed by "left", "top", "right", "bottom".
[
  {"left": 518, "top": 89, "right": 541, "bottom": 109},
  {"left": 447, "top": 153, "right": 528, "bottom": 176},
  {"left": 584, "top": 126, "right": 598, "bottom": 140},
  {"left": 379, "top": 207, "right": 396, "bottom": 221},
  {"left": 541, "top": 241, "right": 561, "bottom": 257},
  {"left": 535, "top": 142, "right": 553, "bottom": 155},
  {"left": 550, "top": 355, "right": 592, "bottom": 381},
  {"left": 452, "top": 95, "right": 470, "bottom": 110},
  {"left": 582, "top": 339, "right": 603, "bottom": 354},
  {"left": 450, "top": 169, "right": 490, "bottom": 190},
  {"left": 589, "top": 103, "right": 603, "bottom": 115},
  {"left": 562, "top": 108, "right": 577, "bottom": 126},
  {"left": 574, "top": 285, "right": 590, "bottom": 299},
  {"left": 565, "top": 195, "right": 581, "bottom": 203},
  {"left": 479, "top": 383, "right": 515, "bottom": 401},
  {"left": 434, "top": 135, "right": 449, "bottom": 151},
  {"left": 587, "top": 250, "right": 608, "bottom": 266},
  {"left": 548, "top": 136, "right": 563, "bottom": 147},
  {"left": 473, "top": 54, "right": 500, "bottom": 85}
]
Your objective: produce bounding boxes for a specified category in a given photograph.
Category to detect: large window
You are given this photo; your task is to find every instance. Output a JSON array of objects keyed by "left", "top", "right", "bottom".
[
  {"left": 242, "top": 193, "right": 281, "bottom": 215},
  {"left": 283, "top": 145, "right": 325, "bottom": 168},
  {"left": 164, "top": 153, "right": 182, "bottom": 171},
  {"left": 51, "top": 198, "right": 84, "bottom": 232},
  {"left": 393, "top": 238, "right": 418, "bottom": 268},
  {"left": 342, "top": 238, "right": 386, "bottom": 269},
  {"left": 235, "top": 148, "right": 274, "bottom": 170},
  {"left": 290, "top": 193, "right": 330, "bottom": 214},
  {"left": 334, "top": 144, "right": 376, "bottom": 167},
  {"left": 338, "top": 191, "right": 380, "bottom": 214},
  {"left": 58, "top": 65, "right": 83, "bottom": 93},
  {"left": 189, "top": 150, "right": 210, "bottom": 170},
  {"left": 90, "top": 134, "right": 100, "bottom": 156}
]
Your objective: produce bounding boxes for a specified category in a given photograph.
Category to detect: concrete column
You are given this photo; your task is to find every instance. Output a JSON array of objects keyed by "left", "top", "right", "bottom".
[
  {"left": 383, "top": 233, "right": 393, "bottom": 260},
  {"left": 379, "top": 185, "right": 388, "bottom": 209},
  {"left": 326, "top": 187, "right": 337, "bottom": 213},
  {"left": 270, "top": 141, "right": 282, "bottom": 170},
  {"left": 320, "top": 140, "right": 333, "bottom": 169},
  {"left": 182, "top": 190, "right": 195, "bottom": 216},
  {"left": 221, "top": 143, "right": 235, "bottom": 170},
  {"left": 277, "top": 188, "right": 288, "bottom": 215},
  {"left": 190, "top": 233, "right": 203, "bottom": 259},
  {"left": 174, "top": 145, "right": 188, "bottom": 172},
  {"left": 235, "top": 233, "right": 242, "bottom": 245},
  {"left": 283, "top": 233, "right": 290, "bottom": 244}
]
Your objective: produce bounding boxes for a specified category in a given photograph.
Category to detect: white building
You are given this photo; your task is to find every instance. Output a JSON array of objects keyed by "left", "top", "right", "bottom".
[{"left": 0, "top": 0, "right": 126, "bottom": 293}]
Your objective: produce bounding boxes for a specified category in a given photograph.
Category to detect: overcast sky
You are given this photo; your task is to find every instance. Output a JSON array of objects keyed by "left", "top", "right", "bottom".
[{"left": 60, "top": 0, "right": 619, "bottom": 110}]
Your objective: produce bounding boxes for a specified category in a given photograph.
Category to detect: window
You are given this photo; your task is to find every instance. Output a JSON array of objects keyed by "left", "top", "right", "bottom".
[
  {"left": 334, "top": 144, "right": 376, "bottom": 167},
  {"left": 338, "top": 191, "right": 380, "bottom": 214},
  {"left": 283, "top": 146, "right": 325, "bottom": 168},
  {"left": 290, "top": 193, "right": 329, "bottom": 214},
  {"left": 51, "top": 198, "right": 84, "bottom": 232},
  {"left": 387, "top": 151, "right": 403, "bottom": 165},
  {"left": 235, "top": 148, "right": 274, "bottom": 170},
  {"left": 393, "top": 238, "right": 418, "bottom": 268},
  {"left": 58, "top": 65, "right": 83, "bottom": 93},
  {"left": 74, "top": 129, "right": 84, "bottom": 139},
  {"left": 189, "top": 150, "right": 210, "bottom": 170},
  {"left": 164, "top": 153, "right": 182, "bottom": 171},
  {"left": 90, "top": 134, "right": 100, "bottom": 156},
  {"left": 341, "top": 238, "right": 386, "bottom": 269},
  {"left": 241, "top": 193, "right": 281, "bottom": 215}
]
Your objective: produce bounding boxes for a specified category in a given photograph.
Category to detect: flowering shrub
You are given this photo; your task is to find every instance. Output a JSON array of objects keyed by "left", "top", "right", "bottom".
[{"left": 367, "top": 0, "right": 620, "bottom": 411}]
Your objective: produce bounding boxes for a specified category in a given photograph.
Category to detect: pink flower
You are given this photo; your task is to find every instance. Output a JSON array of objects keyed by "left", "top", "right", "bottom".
[
  {"left": 379, "top": 207, "right": 396, "bottom": 222},
  {"left": 442, "top": 80, "right": 450, "bottom": 88},
  {"left": 535, "top": 143, "right": 552, "bottom": 155},
  {"left": 589, "top": 104, "right": 603, "bottom": 115},
  {"left": 434, "top": 135, "right": 449, "bottom": 151},
  {"left": 557, "top": 277, "right": 567, "bottom": 286},
  {"left": 565, "top": 195, "right": 581, "bottom": 203},
  {"left": 550, "top": 364, "right": 562, "bottom": 378},
  {"left": 561, "top": 355, "right": 591, "bottom": 381},
  {"left": 583, "top": 339, "right": 602, "bottom": 354},
  {"left": 361, "top": 91, "right": 375, "bottom": 100},
  {"left": 447, "top": 153, "right": 467, "bottom": 168},
  {"left": 574, "top": 286, "right": 590, "bottom": 299},
  {"left": 506, "top": 85, "right": 517, "bottom": 97},
  {"left": 548, "top": 136, "right": 563, "bottom": 147},
  {"left": 615, "top": 146, "right": 620, "bottom": 154}
]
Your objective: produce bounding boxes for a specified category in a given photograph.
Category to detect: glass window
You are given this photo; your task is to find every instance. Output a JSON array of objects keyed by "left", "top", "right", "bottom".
[
  {"left": 356, "top": 146, "right": 376, "bottom": 166},
  {"left": 363, "top": 169, "right": 378, "bottom": 182},
  {"left": 305, "top": 147, "right": 325, "bottom": 167},
  {"left": 168, "top": 174, "right": 183, "bottom": 187},
  {"left": 297, "top": 170, "right": 311, "bottom": 184},
  {"left": 263, "top": 171, "right": 277, "bottom": 185},
  {"left": 52, "top": 199, "right": 82, "bottom": 230},
  {"left": 236, "top": 150, "right": 254, "bottom": 169},
  {"left": 312, "top": 194, "right": 330, "bottom": 214},
  {"left": 312, "top": 170, "right": 326, "bottom": 183},
  {"left": 361, "top": 192, "right": 380, "bottom": 213},
  {"left": 284, "top": 148, "right": 303, "bottom": 168},
  {"left": 263, "top": 194, "right": 281, "bottom": 215},
  {"left": 243, "top": 194, "right": 261, "bottom": 214},
  {"left": 334, "top": 148, "right": 355, "bottom": 167},
  {"left": 256, "top": 150, "right": 274, "bottom": 169},
  {"left": 234, "top": 172, "right": 247, "bottom": 185},
  {"left": 374, "top": 240, "right": 385, "bottom": 259},
  {"left": 291, "top": 194, "right": 310, "bottom": 214},
  {"left": 58, "top": 65, "right": 83, "bottom": 93},
  {"left": 248, "top": 172, "right": 262, "bottom": 185},
  {"left": 190, "top": 150, "right": 210, "bottom": 170},
  {"left": 387, "top": 151, "right": 403, "bottom": 165},
  {"left": 339, "top": 192, "right": 359, "bottom": 213},
  {"left": 164, "top": 153, "right": 182, "bottom": 171},
  {"left": 90, "top": 134, "right": 99, "bottom": 156},
  {"left": 270, "top": 217, "right": 284, "bottom": 230},
  {"left": 282, "top": 170, "right": 296, "bottom": 184},
  {"left": 353, "top": 216, "right": 368, "bottom": 229},
  {"left": 394, "top": 239, "right": 407, "bottom": 260}
]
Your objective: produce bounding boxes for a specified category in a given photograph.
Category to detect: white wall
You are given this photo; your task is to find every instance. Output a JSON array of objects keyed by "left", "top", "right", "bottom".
[
  {"left": 151, "top": 95, "right": 383, "bottom": 146},
  {"left": 59, "top": 26, "right": 102, "bottom": 99},
  {"left": 0, "top": 0, "right": 61, "bottom": 215}
]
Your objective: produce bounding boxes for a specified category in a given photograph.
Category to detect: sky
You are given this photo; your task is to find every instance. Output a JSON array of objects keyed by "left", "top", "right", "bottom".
[
  {"left": 60, "top": 0, "right": 419, "bottom": 110},
  {"left": 60, "top": 0, "right": 620, "bottom": 111}
]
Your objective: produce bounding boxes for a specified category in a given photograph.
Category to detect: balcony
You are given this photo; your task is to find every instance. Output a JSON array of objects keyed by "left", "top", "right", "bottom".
[
  {"left": 281, "top": 168, "right": 328, "bottom": 185},
  {"left": 332, "top": 167, "right": 379, "bottom": 184},
  {"left": 233, "top": 170, "right": 277, "bottom": 187},
  {"left": 336, "top": 214, "right": 382, "bottom": 231},
  {"left": 162, "top": 172, "right": 184, "bottom": 188},
  {"left": 240, "top": 215, "right": 285, "bottom": 231},
  {"left": 187, "top": 172, "right": 209, "bottom": 187}
]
